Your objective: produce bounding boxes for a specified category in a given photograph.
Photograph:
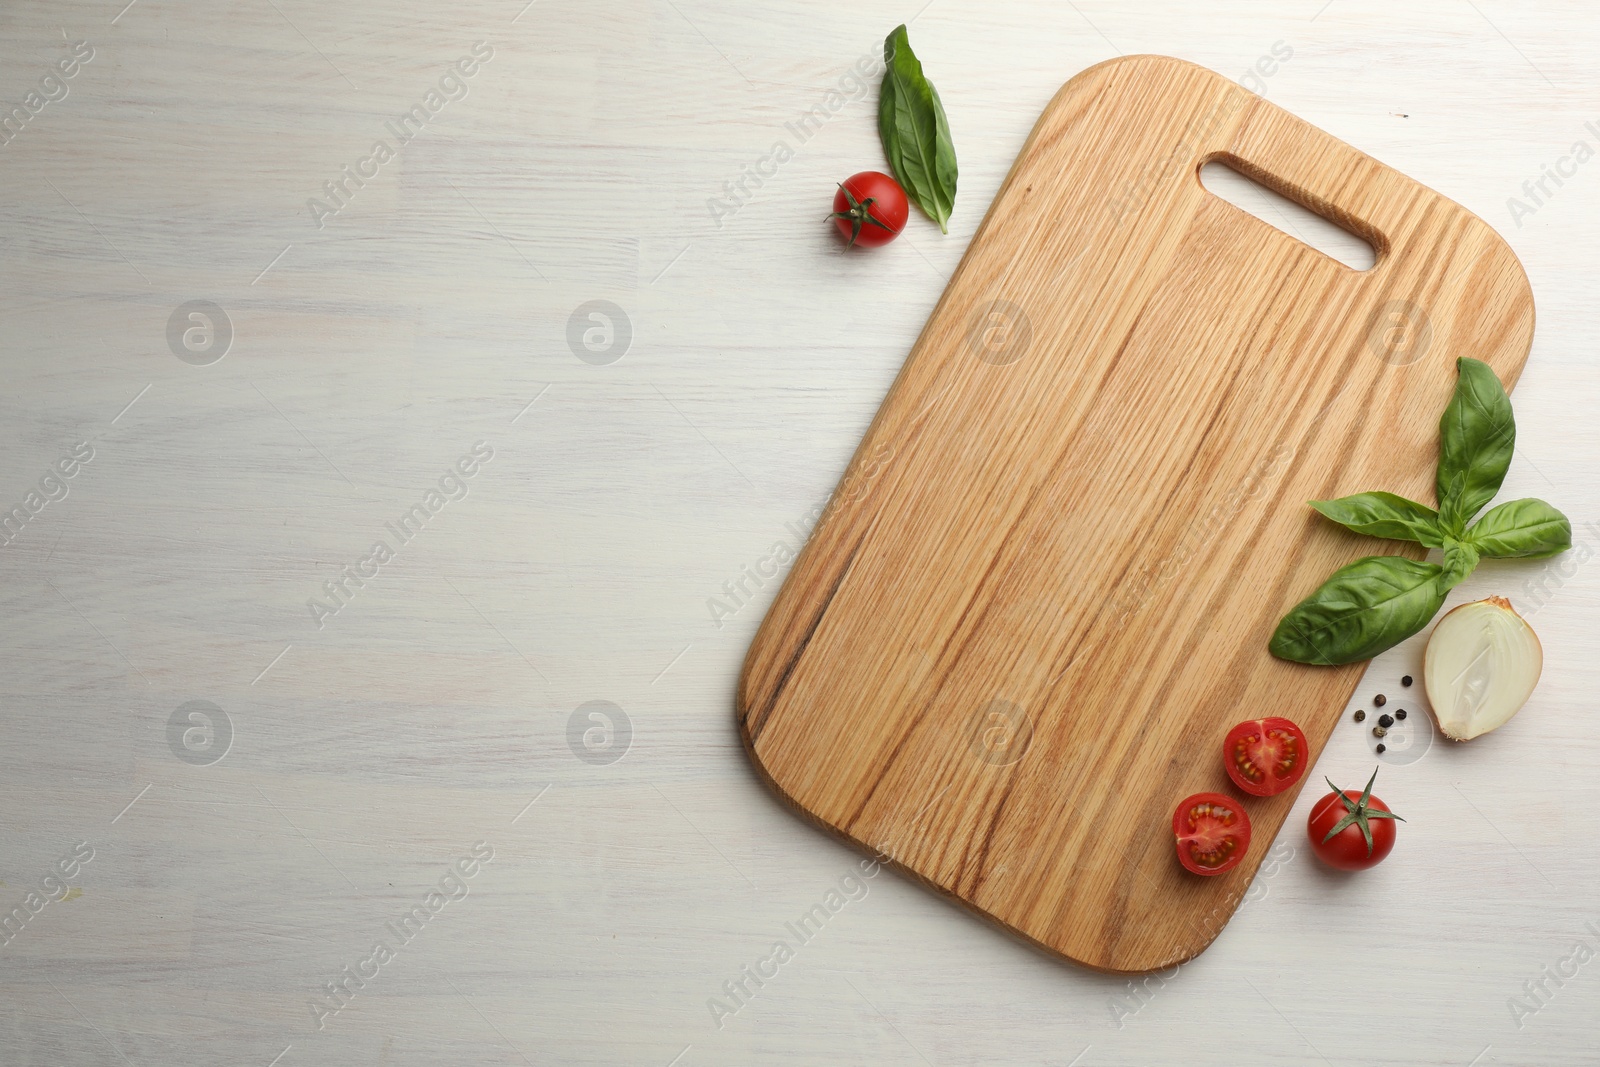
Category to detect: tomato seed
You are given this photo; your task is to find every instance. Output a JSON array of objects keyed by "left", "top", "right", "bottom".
[
  {"left": 1401, "top": 675, "right": 1413, "bottom": 687},
  {"left": 1372, "top": 725, "right": 1387, "bottom": 738},
  {"left": 1376, "top": 743, "right": 1386, "bottom": 754},
  {"left": 1395, "top": 709, "right": 1407, "bottom": 720},
  {"left": 1374, "top": 694, "right": 1387, "bottom": 707},
  {"left": 1378, "top": 713, "right": 1394, "bottom": 728},
  {"left": 1354, "top": 710, "right": 1366, "bottom": 722}
]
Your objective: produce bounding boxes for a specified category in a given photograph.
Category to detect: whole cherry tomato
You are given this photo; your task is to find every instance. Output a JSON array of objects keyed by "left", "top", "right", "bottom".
[
  {"left": 1306, "top": 768, "right": 1403, "bottom": 870},
  {"left": 830, "top": 171, "right": 908, "bottom": 248}
]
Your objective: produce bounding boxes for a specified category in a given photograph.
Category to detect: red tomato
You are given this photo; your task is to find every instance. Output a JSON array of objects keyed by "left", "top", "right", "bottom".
[
  {"left": 1306, "top": 768, "right": 1403, "bottom": 870},
  {"left": 1172, "top": 792, "right": 1251, "bottom": 876},
  {"left": 1223, "top": 717, "right": 1308, "bottom": 797},
  {"left": 830, "top": 171, "right": 908, "bottom": 248}
]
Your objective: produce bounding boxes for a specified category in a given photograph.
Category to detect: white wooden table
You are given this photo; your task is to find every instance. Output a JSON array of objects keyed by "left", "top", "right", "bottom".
[{"left": 2, "top": 1, "right": 1597, "bottom": 1064}]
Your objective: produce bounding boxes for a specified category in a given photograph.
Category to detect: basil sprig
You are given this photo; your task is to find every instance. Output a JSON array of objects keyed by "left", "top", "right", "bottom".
[
  {"left": 879, "top": 25, "right": 957, "bottom": 233},
  {"left": 1271, "top": 358, "right": 1570, "bottom": 666}
]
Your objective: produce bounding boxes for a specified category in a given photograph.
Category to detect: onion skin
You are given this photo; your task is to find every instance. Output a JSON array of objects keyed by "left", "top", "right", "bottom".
[{"left": 1423, "top": 596, "right": 1543, "bottom": 741}]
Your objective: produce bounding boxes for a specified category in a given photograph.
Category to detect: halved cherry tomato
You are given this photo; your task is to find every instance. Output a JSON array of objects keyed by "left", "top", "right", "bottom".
[
  {"left": 1172, "top": 792, "right": 1251, "bottom": 876},
  {"left": 1223, "top": 716, "right": 1308, "bottom": 797}
]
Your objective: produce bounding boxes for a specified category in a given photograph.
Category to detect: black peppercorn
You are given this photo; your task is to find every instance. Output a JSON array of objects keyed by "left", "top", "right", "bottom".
[
  {"left": 1401, "top": 675, "right": 1413, "bottom": 687},
  {"left": 1354, "top": 710, "right": 1366, "bottom": 723},
  {"left": 1378, "top": 713, "right": 1394, "bottom": 728},
  {"left": 1376, "top": 743, "right": 1387, "bottom": 754},
  {"left": 1373, "top": 725, "right": 1387, "bottom": 738},
  {"left": 1395, "top": 709, "right": 1407, "bottom": 720},
  {"left": 1374, "top": 694, "right": 1387, "bottom": 707}
]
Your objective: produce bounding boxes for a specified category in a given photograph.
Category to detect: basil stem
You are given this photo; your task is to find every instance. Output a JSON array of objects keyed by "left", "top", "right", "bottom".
[{"left": 1439, "top": 538, "right": 1480, "bottom": 590}]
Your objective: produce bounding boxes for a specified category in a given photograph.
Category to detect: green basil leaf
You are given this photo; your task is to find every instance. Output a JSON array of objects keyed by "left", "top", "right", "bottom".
[
  {"left": 879, "top": 25, "right": 957, "bottom": 233},
  {"left": 1466, "top": 497, "right": 1573, "bottom": 559},
  {"left": 1438, "top": 537, "right": 1480, "bottom": 590},
  {"left": 1309, "top": 492, "right": 1445, "bottom": 547},
  {"left": 1437, "top": 469, "right": 1469, "bottom": 536},
  {"left": 1269, "top": 556, "right": 1447, "bottom": 666},
  {"left": 1436, "top": 357, "right": 1515, "bottom": 534}
]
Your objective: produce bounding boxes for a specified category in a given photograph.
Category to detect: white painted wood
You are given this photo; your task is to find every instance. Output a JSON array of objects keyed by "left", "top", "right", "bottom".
[{"left": 1, "top": 0, "right": 1596, "bottom": 1063}]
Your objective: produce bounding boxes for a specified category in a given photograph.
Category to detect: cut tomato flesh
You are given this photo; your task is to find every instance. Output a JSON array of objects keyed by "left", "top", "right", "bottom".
[
  {"left": 1180, "top": 805, "right": 1239, "bottom": 867},
  {"left": 1173, "top": 792, "right": 1250, "bottom": 875},
  {"left": 1224, "top": 717, "right": 1307, "bottom": 797}
]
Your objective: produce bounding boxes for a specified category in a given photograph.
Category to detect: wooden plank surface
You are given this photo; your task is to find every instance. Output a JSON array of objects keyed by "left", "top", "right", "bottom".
[
  {"left": 4, "top": 1, "right": 1599, "bottom": 1064},
  {"left": 740, "top": 55, "right": 1534, "bottom": 973}
]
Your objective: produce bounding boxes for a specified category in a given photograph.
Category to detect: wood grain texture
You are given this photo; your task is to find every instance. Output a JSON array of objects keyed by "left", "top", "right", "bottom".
[{"left": 739, "top": 54, "right": 1534, "bottom": 974}]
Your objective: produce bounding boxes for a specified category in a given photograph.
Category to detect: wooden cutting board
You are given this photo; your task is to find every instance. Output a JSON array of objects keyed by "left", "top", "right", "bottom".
[{"left": 737, "top": 55, "right": 1533, "bottom": 973}]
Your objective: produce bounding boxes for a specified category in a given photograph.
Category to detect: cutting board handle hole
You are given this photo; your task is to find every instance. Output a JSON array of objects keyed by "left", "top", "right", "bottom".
[{"left": 1198, "top": 157, "right": 1379, "bottom": 271}]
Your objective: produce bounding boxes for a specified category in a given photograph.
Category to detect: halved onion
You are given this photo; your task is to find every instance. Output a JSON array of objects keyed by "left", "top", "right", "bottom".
[{"left": 1423, "top": 596, "right": 1543, "bottom": 742}]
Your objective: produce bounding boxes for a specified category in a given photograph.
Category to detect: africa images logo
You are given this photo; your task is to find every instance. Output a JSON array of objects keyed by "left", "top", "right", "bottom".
[
  {"left": 309, "top": 842, "right": 494, "bottom": 1030},
  {"left": 0, "top": 441, "right": 95, "bottom": 549},
  {"left": 0, "top": 39, "right": 94, "bottom": 148},
  {"left": 306, "top": 43, "right": 494, "bottom": 229},
  {"left": 306, "top": 442, "right": 494, "bottom": 629}
]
